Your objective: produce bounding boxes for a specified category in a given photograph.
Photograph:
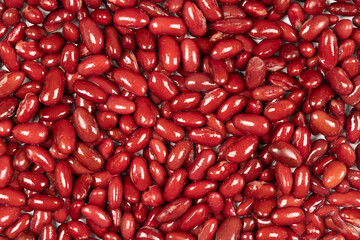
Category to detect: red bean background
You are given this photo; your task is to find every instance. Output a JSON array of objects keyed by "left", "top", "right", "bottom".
[{"left": 0, "top": 0, "right": 360, "bottom": 239}]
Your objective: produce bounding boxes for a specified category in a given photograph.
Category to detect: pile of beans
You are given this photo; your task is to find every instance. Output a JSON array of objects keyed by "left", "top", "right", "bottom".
[{"left": 1, "top": 0, "right": 360, "bottom": 239}]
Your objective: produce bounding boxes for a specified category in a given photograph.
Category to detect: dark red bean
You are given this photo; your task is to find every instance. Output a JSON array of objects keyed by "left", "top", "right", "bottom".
[{"left": 78, "top": 17, "right": 104, "bottom": 54}]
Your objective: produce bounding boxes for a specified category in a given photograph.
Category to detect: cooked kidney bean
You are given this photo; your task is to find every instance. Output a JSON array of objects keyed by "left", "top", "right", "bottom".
[{"left": 1, "top": 0, "right": 360, "bottom": 238}]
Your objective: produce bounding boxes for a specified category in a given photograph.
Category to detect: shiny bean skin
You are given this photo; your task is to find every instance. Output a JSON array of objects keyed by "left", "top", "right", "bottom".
[
  {"left": 113, "top": 67, "right": 148, "bottom": 97},
  {"left": 52, "top": 119, "right": 76, "bottom": 154},
  {"left": 0, "top": 72, "right": 25, "bottom": 99},
  {"left": 180, "top": 204, "right": 210, "bottom": 231},
  {"left": 0, "top": 206, "right": 22, "bottom": 227},
  {"left": 310, "top": 110, "right": 343, "bottom": 137},
  {"left": 77, "top": 55, "right": 111, "bottom": 77},
  {"left": 215, "top": 217, "right": 242, "bottom": 240},
  {"left": 73, "top": 142, "right": 104, "bottom": 171},
  {"left": 39, "top": 67, "right": 65, "bottom": 106},
  {"left": 81, "top": 204, "right": 112, "bottom": 228},
  {"left": 72, "top": 107, "right": 100, "bottom": 143},
  {"left": 299, "top": 15, "right": 329, "bottom": 41},
  {"left": 17, "top": 171, "right": 48, "bottom": 192},
  {"left": 78, "top": 17, "right": 104, "bottom": 54},
  {"left": 270, "top": 207, "right": 305, "bottom": 226},
  {"left": 26, "top": 145, "right": 55, "bottom": 172},
  {"left": 225, "top": 136, "right": 259, "bottom": 163},
  {"left": 268, "top": 141, "right": 303, "bottom": 167},
  {"left": 0, "top": 155, "right": 13, "bottom": 189},
  {"left": 233, "top": 114, "right": 270, "bottom": 136},
  {"left": 149, "top": 17, "right": 187, "bottom": 36}
]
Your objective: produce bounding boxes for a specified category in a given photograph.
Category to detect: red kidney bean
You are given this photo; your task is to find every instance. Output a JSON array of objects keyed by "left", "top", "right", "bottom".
[
  {"left": 0, "top": 72, "right": 25, "bottom": 99},
  {"left": 318, "top": 29, "right": 338, "bottom": 70},
  {"left": 233, "top": 114, "right": 269, "bottom": 136},
  {"left": 106, "top": 94, "right": 136, "bottom": 115},
  {"left": 275, "top": 163, "right": 293, "bottom": 195},
  {"left": 0, "top": 97, "right": 18, "bottom": 122},
  {"left": 38, "top": 103, "right": 70, "bottom": 121},
  {"left": 225, "top": 136, "right": 258, "bottom": 163},
  {"left": 25, "top": 145, "right": 55, "bottom": 172},
  {"left": 163, "top": 168, "right": 187, "bottom": 202},
  {"left": 112, "top": 67, "right": 147, "bottom": 96},
  {"left": 264, "top": 99, "right": 296, "bottom": 122},
  {"left": 0, "top": 187, "right": 26, "bottom": 207},
  {"left": 72, "top": 107, "right": 100, "bottom": 143},
  {"left": 268, "top": 141, "right": 303, "bottom": 167},
  {"left": 180, "top": 40, "right": 200, "bottom": 73},
  {"left": 248, "top": 19, "right": 282, "bottom": 39},
  {"left": 326, "top": 67, "right": 353, "bottom": 95},
  {"left": 126, "top": 127, "right": 152, "bottom": 153},
  {"left": 256, "top": 226, "right": 288, "bottom": 240},
  {"left": 215, "top": 217, "right": 242, "bottom": 240},
  {"left": 328, "top": 2, "right": 359, "bottom": 15},
  {"left": 27, "top": 195, "right": 63, "bottom": 211},
  {"left": 17, "top": 171, "right": 48, "bottom": 191},
  {"left": 322, "top": 161, "right": 347, "bottom": 189},
  {"left": 30, "top": 210, "right": 53, "bottom": 235},
  {"left": 216, "top": 96, "right": 247, "bottom": 121},
  {"left": 39, "top": 33, "right": 65, "bottom": 54},
  {"left": 154, "top": 118, "right": 184, "bottom": 142},
  {"left": 54, "top": 160, "right": 73, "bottom": 198},
  {"left": 292, "top": 166, "right": 310, "bottom": 198},
  {"left": 243, "top": 2, "right": 268, "bottom": 18},
  {"left": 62, "top": 22, "right": 79, "bottom": 43},
  {"left": 113, "top": 8, "right": 149, "bottom": 28},
  {"left": 77, "top": 55, "right": 110, "bottom": 77},
  {"left": 149, "top": 16, "right": 187, "bottom": 36},
  {"left": 211, "top": 39, "right": 243, "bottom": 60},
  {"left": 73, "top": 143, "right": 104, "bottom": 172},
  {"left": 4, "top": 213, "right": 30, "bottom": 239},
  {"left": 0, "top": 155, "right": 13, "bottom": 189},
  {"left": 199, "top": 88, "right": 227, "bottom": 114},
  {"left": 81, "top": 204, "right": 112, "bottom": 228},
  {"left": 149, "top": 71, "right": 178, "bottom": 101},
  {"left": 254, "top": 198, "right": 276, "bottom": 218},
  {"left": 310, "top": 110, "right": 342, "bottom": 137},
  {"left": 327, "top": 190, "right": 360, "bottom": 207},
  {"left": 15, "top": 93, "right": 39, "bottom": 123},
  {"left": 299, "top": 15, "right": 329, "bottom": 41},
  {"left": 78, "top": 17, "right": 104, "bottom": 54},
  {"left": 255, "top": 39, "right": 282, "bottom": 58},
  {"left": 211, "top": 19, "right": 252, "bottom": 34},
  {"left": 184, "top": 180, "right": 217, "bottom": 199},
  {"left": 155, "top": 197, "right": 191, "bottom": 224},
  {"left": 309, "top": 84, "right": 334, "bottom": 110},
  {"left": 218, "top": 173, "right": 244, "bottom": 198},
  {"left": 271, "top": 207, "right": 305, "bottom": 226},
  {"left": 21, "top": 60, "right": 47, "bottom": 82},
  {"left": 39, "top": 67, "right": 65, "bottom": 106},
  {"left": 198, "top": 218, "right": 218, "bottom": 240},
  {"left": 158, "top": 36, "right": 181, "bottom": 72},
  {"left": 243, "top": 181, "right": 276, "bottom": 200},
  {"left": 52, "top": 119, "right": 76, "bottom": 154},
  {"left": 130, "top": 156, "right": 151, "bottom": 191},
  {"left": 182, "top": 1, "right": 206, "bottom": 37},
  {"left": 67, "top": 221, "right": 90, "bottom": 239},
  {"left": 0, "top": 42, "right": 20, "bottom": 71},
  {"left": 194, "top": 0, "right": 221, "bottom": 21},
  {"left": 245, "top": 56, "right": 266, "bottom": 90},
  {"left": 337, "top": 143, "right": 356, "bottom": 167},
  {"left": 167, "top": 139, "right": 192, "bottom": 170},
  {"left": 0, "top": 206, "right": 21, "bottom": 227}
]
